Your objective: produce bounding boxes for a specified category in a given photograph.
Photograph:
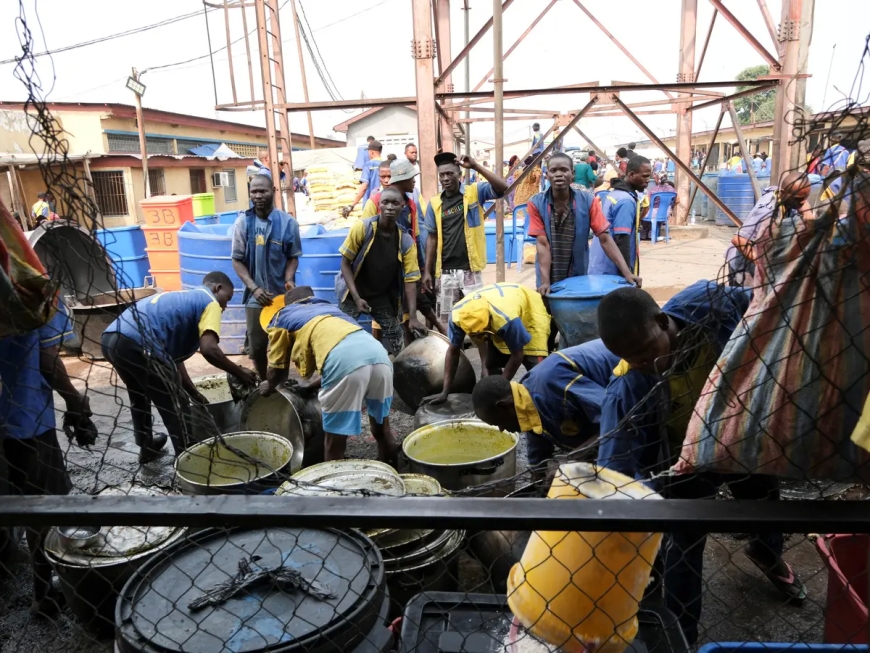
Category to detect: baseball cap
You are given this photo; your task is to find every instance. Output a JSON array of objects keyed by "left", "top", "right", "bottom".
[
  {"left": 452, "top": 296, "right": 490, "bottom": 334},
  {"left": 390, "top": 158, "right": 419, "bottom": 183},
  {"left": 434, "top": 152, "right": 458, "bottom": 167}
]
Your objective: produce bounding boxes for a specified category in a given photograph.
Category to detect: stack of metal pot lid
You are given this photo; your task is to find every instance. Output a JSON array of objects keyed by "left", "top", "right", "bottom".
[
  {"left": 116, "top": 526, "right": 386, "bottom": 653},
  {"left": 46, "top": 484, "right": 186, "bottom": 563},
  {"left": 413, "top": 393, "right": 477, "bottom": 430},
  {"left": 276, "top": 460, "right": 405, "bottom": 497}
]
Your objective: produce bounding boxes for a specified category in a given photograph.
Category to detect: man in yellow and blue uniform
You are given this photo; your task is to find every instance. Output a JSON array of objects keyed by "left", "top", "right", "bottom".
[
  {"left": 260, "top": 286, "right": 397, "bottom": 463},
  {"left": 588, "top": 156, "right": 652, "bottom": 276},
  {"left": 471, "top": 339, "right": 620, "bottom": 469},
  {"left": 337, "top": 186, "right": 425, "bottom": 354},
  {"left": 423, "top": 283, "right": 550, "bottom": 405},
  {"left": 0, "top": 298, "right": 91, "bottom": 614},
  {"left": 421, "top": 152, "right": 508, "bottom": 327},
  {"left": 595, "top": 281, "right": 802, "bottom": 645},
  {"left": 101, "top": 271, "right": 256, "bottom": 461}
]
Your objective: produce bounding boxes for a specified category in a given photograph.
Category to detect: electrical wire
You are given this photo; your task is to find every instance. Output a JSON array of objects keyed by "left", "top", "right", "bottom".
[
  {"left": 297, "top": 0, "right": 344, "bottom": 100},
  {"left": 0, "top": 7, "right": 218, "bottom": 66}
]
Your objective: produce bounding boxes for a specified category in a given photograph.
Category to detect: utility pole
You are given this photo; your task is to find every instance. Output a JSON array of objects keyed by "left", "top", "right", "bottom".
[
  {"left": 493, "top": 0, "right": 505, "bottom": 281},
  {"left": 129, "top": 68, "right": 150, "bottom": 198},
  {"left": 290, "top": 0, "right": 316, "bottom": 149}
]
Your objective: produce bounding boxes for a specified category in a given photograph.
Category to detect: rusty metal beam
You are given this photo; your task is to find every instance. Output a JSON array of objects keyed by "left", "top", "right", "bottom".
[
  {"left": 708, "top": 0, "right": 781, "bottom": 70},
  {"left": 483, "top": 100, "right": 599, "bottom": 219},
  {"left": 573, "top": 127, "right": 607, "bottom": 160},
  {"left": 613, "top": 95, "right": 742, "bottom": 227},
  {"left": 435, "top": 0, "right": 454, "bottom": 149},
  {"left": 472, "top": 0, "right": 558, "bottom": 93},
  {"left": 727, "top": 100, "right": 761, "bottom": 200},
  {"left": 290, "top": 0, "right": 316, "bottom": 149},
  {"left": 695, "top": 9, "right": 717, "bottom": 80},
  {"left": 504, "top": 120, "right": 556, "bottom": 180},
  {"left": 223, "top": 0, "right": 238, "bottom": 103},
  {"left": 572, "top": 0, "right": 675, "bottom": 100},
  {"left": 456, "top": 115, "right": 558, "bottom": 122},
  {"left": 412, "top": 0, "right": 439, "bottom": 199},
  {"left": 254, "top": 0, "right": 283, "bottom": 210},
  {"left": 770, "top": 0, "right": 802, "bottom": 180},
  {"left": 756, "top": 0, "right": 782, "bottom": 56},
  {"left": 435, "top": 0, "right": 516, "bottom": 87},
  {"left": 460, "top": 106, "right": 560, "bottom": 114},
  {"left": 240, "top": 1, "right": 256, "bottom": 104},
  {"left": 686, "top": 82, "right": 779, "bottom": 112},
  {"left": 687, "top": 106, "right": 725, "bottom": 210},
  {"left": 265, "top": 0, "right": 295, "bottom": 214},
  {"left": 675, "top": 0, "right": 697, "bottom": 225},
  {"left": 493, "top": 0, "right": 506, "bottom": 281}
]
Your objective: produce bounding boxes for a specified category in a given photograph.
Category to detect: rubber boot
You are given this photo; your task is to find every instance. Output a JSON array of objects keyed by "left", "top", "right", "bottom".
[{"left": 137, "top": 432, "right": 168, "bottom": 464}]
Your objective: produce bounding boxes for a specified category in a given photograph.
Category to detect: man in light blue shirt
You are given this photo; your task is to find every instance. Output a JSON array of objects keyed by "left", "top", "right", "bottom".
[
  {"left": 344, "top": 140, "right": 383, "bottom": 216},
  {"left": 354, "top": 135, "right": 375, "bottom": 171},
  {"left": 232, "top": 174, "right": 302, "bottom": 379}
]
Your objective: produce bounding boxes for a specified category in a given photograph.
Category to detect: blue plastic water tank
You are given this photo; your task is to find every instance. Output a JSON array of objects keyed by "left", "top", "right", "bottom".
[
  {"left": 716, "top": 174, "right": 762, "bottom": 225},
  {"left": 547, "top": 274, "right": 630, "bottom": 347},
  {"left": 297, "top": 228, "right": 348, "bottom": 304},
  {"left": 178, "top": 222, "right": 246, "bottom": 354},
  {"left": 699, "top": 172, "right": 719, "bottom": 222},
  {"left": 194, "top": 215, "right": 218, "bottom": 225},
  {"left": 484, "top": 221, "right": 518, "bottom": 265},
  {"left": 95, "top": 225, "right": 149, "bottom": 289},
  {"left": 218, "top": 210, "right": 243, "bottom": 225}
]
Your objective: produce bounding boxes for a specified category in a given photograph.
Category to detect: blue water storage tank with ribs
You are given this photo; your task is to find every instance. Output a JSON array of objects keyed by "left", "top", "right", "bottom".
[
  {"left": 716, "top": 174, "right": 770, "bottom": 225},
  {"left": 178, "top": 222, "right": 246, "bottom": 354},
  {"left": 297, "top": 226, "right": 348, "bottom": 304},
  {"left": 547, "top": 274, "right": 631, "bottom": 347},
  {"left": 95, "top": 225, "right": 150, "bottom": 289}
]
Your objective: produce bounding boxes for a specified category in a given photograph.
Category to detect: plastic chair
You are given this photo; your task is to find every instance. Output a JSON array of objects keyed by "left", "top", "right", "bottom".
[
  {"left": 643, "top": 191, "right": 676, "bottom": 244},
  {"left": 508, "top": 203, "right": 527, "bottom": 269},
  {"left": 510, "top": 204, "right": 538, "bottom": 271}
]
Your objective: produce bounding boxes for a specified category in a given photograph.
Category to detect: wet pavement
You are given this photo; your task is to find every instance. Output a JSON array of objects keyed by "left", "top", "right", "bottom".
[{"left": 0, "top": 350, "right": 855, "bottom": 652}]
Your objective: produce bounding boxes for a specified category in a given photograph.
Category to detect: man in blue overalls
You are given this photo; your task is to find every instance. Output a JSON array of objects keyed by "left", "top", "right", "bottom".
[
  {"left": 471, "top": 339, "right": 620, "bottom": 478},
  {"left": 232, "top": 173, "right": 302, "bottom": 379},
  {"left": 595, "top": 281, "right": 805, "bottom": 645}
]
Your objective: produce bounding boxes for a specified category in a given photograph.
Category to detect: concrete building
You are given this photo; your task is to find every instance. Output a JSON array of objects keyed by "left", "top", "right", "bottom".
[
  {"left": 0, "top": 102, "right": 344, "bottom": 228},
  {"left": 623, "top": 105, "right": 870, "bottom": 172},
  {"left": 333, "top": 106, "right": 419, "bottom": 158}
]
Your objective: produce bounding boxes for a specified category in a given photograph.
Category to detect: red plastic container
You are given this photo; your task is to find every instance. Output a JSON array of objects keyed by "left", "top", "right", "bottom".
[{"left": 816, "top": 533, "right": 869, "bottom": 644}]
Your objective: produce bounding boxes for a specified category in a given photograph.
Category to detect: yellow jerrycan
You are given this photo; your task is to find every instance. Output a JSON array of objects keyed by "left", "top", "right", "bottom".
[{"left": 506, "top": 463, "right": 663, "bottom": 653}]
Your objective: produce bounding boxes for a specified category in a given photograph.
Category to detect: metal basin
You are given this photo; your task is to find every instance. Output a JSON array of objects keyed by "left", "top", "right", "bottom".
[
  {"left": 393, "top": 332, "right": 476, "bottom": 410},
  {"left": 241, "top": 387, "right": 320, "bottom": 469},
  {"left": 174, "top": 431, "right": 296, "bottom": 495},
  {"left": 402, "top": 419, "right": 517, "bottom": 494},
  {"left": 68, "top": 287, "right": 158, "bottom": 360},
  {"left": 186, "top": 374, "right": 242, "bottom": 440},
  {"left": 413, "top": 393, "right": 476, "bottom": 430}
]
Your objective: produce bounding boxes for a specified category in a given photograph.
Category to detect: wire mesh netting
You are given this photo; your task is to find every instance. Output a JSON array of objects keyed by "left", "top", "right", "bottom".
[{"left": 1, "top": 2, "right": 870, "bottom": 652}]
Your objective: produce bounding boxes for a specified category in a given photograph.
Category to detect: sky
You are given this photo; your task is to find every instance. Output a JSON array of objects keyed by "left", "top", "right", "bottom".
[{"left": 0, "top": 0, "right": 868, "bottom": 151}]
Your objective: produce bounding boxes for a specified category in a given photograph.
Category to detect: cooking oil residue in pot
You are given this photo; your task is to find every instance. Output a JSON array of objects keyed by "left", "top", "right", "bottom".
[{"left": 404, "top": 422, "right": 516, "bottom": 466}]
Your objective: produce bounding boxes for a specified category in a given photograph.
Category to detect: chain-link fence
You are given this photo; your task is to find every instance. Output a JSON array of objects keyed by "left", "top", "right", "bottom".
[{"left": 2, "top": 2, "right": 870, "bottom": 652}]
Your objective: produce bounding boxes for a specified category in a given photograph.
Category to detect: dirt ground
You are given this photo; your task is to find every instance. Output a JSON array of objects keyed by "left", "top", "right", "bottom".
[{"left": 0, "top": 225, "right": 852, "bottom": 651}]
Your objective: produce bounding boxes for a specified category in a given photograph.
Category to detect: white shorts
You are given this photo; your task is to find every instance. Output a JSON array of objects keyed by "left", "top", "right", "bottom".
[
  {"left": 436, "top": 269, "right": 484, "bottom": 325},
  {"left": 319, "top": 363, "right": 393, "bottom": 436}
]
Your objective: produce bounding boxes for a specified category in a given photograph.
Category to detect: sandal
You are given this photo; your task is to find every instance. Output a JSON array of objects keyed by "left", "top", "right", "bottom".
[{"left": 745, "top": 546, "right": 807, "bottom": 603}]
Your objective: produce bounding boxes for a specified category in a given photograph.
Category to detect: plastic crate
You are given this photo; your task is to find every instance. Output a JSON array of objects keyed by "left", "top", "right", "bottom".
[
  {"left": 400, "top": 593, "right": 687, "bottom": 653},
  {"left": 191, "top": 192, "right": 216, "bottom": 217},
  {"left": 698, "top": 644, "right": 868, "bottom": 653},
  {"left": 816, "top": 534, "right": 869, "bottom": 644}
]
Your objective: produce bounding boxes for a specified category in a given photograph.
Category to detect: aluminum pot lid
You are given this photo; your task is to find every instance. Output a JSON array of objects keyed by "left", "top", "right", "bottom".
[
  {"left": 120, "top": 527, "right": 383, "bottom": 653},
  {"left": 46, "top": 484, "right": 181, "bottom": 564},
  {"left": 278, "top": 460, "right": 404, "bottom": 497},
  {"left": 413, "top": 394, "right": 476, "bottom": 425}
]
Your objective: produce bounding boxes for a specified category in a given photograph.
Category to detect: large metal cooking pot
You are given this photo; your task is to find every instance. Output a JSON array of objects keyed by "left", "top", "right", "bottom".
[
  {"left": 413, "top": 393, "right": 476, "bottom": 430},
  {"left": 402, "top": 420, "right": 517, "bottom": 494},
  {"left": 186, "top": 374, "right": 243, "bottom": 440},
  {"left": 393, "top": 332, "right": 476, "bottom": 410},
  {"left": 240, "top": 386, "right": 320, "bottom": 468},
  {"left": 68, "top": 287, "right": 158, "bottom": 360},
  {"left": 44, "top": 484, "right": 187, "bottom": 633}
]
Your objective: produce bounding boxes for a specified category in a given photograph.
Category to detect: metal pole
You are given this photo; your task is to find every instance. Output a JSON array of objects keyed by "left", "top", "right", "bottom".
[
  {"left": 463, "top": 1, "right": 471, "bottom": 164},
  {"left": 674, "top": 0, "right": 696, "bottom": 225},
  {"left": 572, "top": 127, "right": 606, "bottom": 160},
  {"left": 239, "top": 2, "right": 257, "bottom": 106},
  {"left": 412, "top": 0, "right": 439, "bottom": 200},
  {"left": 572, "top": 0, "right": 675, "bottom": 100},
  {"left": 687, "top": 107, "right": 725, "bottom": 210},
  {"left": 614, "top": 95, "right": 742, "bottom": 227},
  {"left": 222, "top": 0, "right": 239, "bottom": 103},
  {"left": 132, "top": 68, "right": 151, "bottom": 199},
  {"left": 756, "top": 0, "right": 782, "bottom": 55},
  {"left": 727, "top": 100, "right": 761, "bottom": 200},
  {"left": 770, "top": 0, "right": 801, "bottom": 181},
  {"left": 472, "top": 0, "right": 558, "bottom": 93},
  {"left": 694, "top": 9, "right": 717, "bottom": 80},
  {"left": 484, "top": 101, "right": 598, "bottom": 219},
  {"left": 265, "top": 0, "right": 296, "bottom": 214},
  {"left": 708, "top": 0, "right": 781, "bottom": 70},
  {"left": 290, "top": 0, "right": 316, "bottom": 149},
  {"left": 435, "top": 0, "right": 454, "bottom": 150},
  {"left": 435, "top": 0, "right": 515, "bottom": 87},
  {"left": 791, "top": 0, "right": 815, "bottom": 172},
  {"left": 254, "top": 0, "right": 283, "bottom": 210},
  {"left": 492, "top": 0, "right": 505, "bottom": 281}
]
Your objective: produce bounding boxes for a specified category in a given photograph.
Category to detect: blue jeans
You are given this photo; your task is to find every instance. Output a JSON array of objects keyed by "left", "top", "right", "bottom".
[{"left": 662, "top": 473, "right": 782, "bottom": 645}]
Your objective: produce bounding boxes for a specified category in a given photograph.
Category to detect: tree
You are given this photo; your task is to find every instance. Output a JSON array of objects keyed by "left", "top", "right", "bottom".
[{"left": 733, "top": 65, "right": 776, "bottom": 125}]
